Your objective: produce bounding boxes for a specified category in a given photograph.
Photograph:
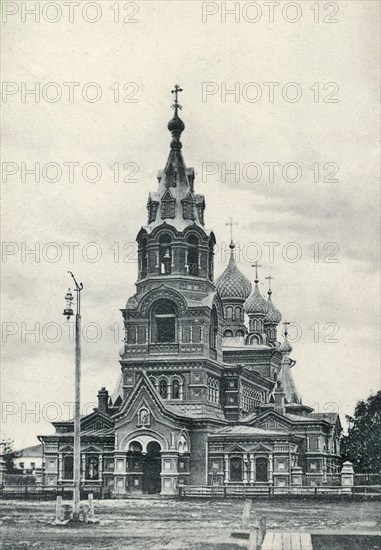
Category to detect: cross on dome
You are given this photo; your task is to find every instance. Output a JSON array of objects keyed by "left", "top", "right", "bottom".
[
  {"left": 226, "top": 217, "right": 238, "bottom": 249},
  {"left": 171, "top": 84, "right": 183, "bottom": 114},
  {"left": 252, "top": 261, "right": 262, "bottom": 283}
]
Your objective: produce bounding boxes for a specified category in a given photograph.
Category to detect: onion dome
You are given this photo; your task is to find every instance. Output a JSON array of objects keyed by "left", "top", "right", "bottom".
[
  {"left": 244, "top": 282, "right": 269, "bottom": 315},
  {"left": 265, "top": 291, "right": 282, "bottom": 324},
  {"left": 216, "top": 242, "right": 252, "bottom": 300},
  {"left": 279, "top": 336, "right": 293, "bottom": 354},
  {"left": 168, "top": 113, "right": 185, "bottom": 134}
]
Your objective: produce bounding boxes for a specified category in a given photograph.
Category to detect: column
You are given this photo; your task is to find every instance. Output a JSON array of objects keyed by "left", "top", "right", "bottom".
[
  {"left": 224, "top": 453, "right": 229, "bottom": 484},
  {"left": 81, "top": 454, "right": 86, "bottom": 482},
  {"left": 269, "top": 454, "right": 273, "bottom": 485},
  {"left": 58, "top": 453, "right": 63, "bottom": 482},
  {"left": 249, "top": 453, "right": 255, "bottom": 484},
  {"left": 99, "top": 454, "right": 103, "bottom": 483},
  {"left": 243, "top": 454, "right": 249, "bottom": 484}
]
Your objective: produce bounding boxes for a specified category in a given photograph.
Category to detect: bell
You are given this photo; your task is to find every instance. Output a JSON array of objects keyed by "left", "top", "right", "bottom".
[
  {"left": 163, "top": 249, "right": 171, "bottom": 260},
  {"left": 63, "top": 307, "right": 74, "bottom": 320}
]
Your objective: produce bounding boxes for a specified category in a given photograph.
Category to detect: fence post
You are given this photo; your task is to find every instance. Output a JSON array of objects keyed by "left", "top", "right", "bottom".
[
  {"left": 55, "top": 496, "right": 63, "bottom": 522},
  {"left": 340, "top": 461, "right": 354, "bottom": 494}
]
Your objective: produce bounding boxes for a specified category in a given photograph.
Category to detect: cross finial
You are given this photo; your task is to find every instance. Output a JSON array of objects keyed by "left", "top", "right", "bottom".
[
  {"left": 225, "top": 217, "right": 238, "bottom": 244},
  {"left": 283, "top": 321, "right": 290, "bottom": 337},
  {"left": 251, "top": 261, "right": 262, "bottom": 283},
  {"left": 265, "top": 275, "right": 274, "bottom": 294},
  {"left": 171, "top": 84, "right": 183, "bottom": 113}
]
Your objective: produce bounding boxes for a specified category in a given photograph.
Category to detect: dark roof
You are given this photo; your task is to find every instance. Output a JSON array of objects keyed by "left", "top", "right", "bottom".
[
  {"left": 17, "top": 444, "right": 43, "bottom": 457},
  {"left": 310, "top": 413, "right": 339, "bottom": 425},
  {"left": 48, "top": 428, "right": 114, "bottom": 439}
]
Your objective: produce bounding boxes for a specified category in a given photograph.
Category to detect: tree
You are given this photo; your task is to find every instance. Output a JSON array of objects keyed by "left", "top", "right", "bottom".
[
  {"left": 0, "top": 438, "right": 20, "bottom": 474},
  {"left": 341, "top": 391, "right": 381, "bottom": 473}
]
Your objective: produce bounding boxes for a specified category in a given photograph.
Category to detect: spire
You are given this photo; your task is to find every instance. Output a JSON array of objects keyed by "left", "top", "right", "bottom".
[{"left": 145, "top": 86, "right": 206, "bottom": 230}]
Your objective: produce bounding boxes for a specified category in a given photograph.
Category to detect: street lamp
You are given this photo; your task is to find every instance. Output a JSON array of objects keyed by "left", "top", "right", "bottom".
[{"left": 63, "top": 272, "right": 83, "bottom": 522}]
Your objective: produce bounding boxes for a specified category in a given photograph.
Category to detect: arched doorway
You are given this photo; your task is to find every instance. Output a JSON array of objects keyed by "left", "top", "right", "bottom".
[
  {"left": 142, "top": 441, "right": 162, "bottom": 494},
  {"left": 256, "top": 457, "right": 268, "bottom": 482}
]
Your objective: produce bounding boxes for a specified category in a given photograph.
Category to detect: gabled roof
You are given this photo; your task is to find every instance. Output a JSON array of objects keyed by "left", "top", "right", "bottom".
[
  {"left": 114, "top": 370, "right": 194, "bottom": 424},
  {"left": 16, "top": 443, "right": 43, "bottom": 457}
]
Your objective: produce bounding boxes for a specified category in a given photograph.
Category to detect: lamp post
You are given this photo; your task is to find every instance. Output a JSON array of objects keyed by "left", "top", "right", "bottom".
[{"left": 63, "top": 272, "right": 83, "bottom": 522}]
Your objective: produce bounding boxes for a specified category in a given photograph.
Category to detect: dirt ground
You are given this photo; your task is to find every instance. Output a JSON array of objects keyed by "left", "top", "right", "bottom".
[{"left": 0, "top": 498, "right": 380, "bottom": 550}]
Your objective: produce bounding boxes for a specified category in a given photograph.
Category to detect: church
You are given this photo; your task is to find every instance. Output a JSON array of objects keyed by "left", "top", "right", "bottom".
[{"left": 39, "top": 86, "right": 342, "bottom": 497}]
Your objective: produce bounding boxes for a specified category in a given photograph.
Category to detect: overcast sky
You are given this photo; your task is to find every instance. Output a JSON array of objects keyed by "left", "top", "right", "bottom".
[{"left": 2, "top": 0, "right": 380, "bottom": 449}]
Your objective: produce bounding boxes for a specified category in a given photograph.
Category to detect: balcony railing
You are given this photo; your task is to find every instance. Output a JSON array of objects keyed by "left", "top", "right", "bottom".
[{"left": 148, "top": 343, "right": 179, "bottom": 355}]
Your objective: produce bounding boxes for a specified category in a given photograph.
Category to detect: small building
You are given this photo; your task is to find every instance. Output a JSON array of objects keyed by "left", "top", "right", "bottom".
[{"left": 14, "top": 443, "right": 43, "bottom": 474}]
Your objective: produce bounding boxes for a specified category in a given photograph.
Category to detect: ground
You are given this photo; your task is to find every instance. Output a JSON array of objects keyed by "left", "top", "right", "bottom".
[{"left": 0, "top": 498, "right": 380, "bottom": 550}]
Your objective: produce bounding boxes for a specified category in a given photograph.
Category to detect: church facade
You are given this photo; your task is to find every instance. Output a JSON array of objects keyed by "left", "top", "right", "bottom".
[{"left": 39, "top": 88, "right": 342, "bottom": 496}]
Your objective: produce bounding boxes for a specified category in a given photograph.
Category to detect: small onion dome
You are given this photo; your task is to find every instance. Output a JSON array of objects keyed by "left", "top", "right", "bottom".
[
  {"left": 244, "top": 282, "right": 269, "bottom": 315},
  {"left": 265, "top": 292, "right": 282, "bottom": 324},
  {"left": 279, "top": 335, "right": 293, "bottom": 354},
  {"left": 168, "top": 113, "right": 185, "bottom": 134},
  {"left": 216, "top": 244, "right": 252, "bottom": 300}
]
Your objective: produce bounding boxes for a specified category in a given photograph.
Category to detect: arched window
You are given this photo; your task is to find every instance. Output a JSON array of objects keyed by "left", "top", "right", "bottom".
[
  {"left": 159, "top": 234, "right": 172, "bottom": 275},
  {"left": 151, "top": 300, "right": 177, "bottom": 343},
  {"left": 63, "top": 455, "right": 73, "bottom": 479},
  {"left": 159, "top": 379, "right": 168, "bottom": 399},
  {"left": 186, "top": 235, "right": 199, "bottom": 276},
  {"left": 209, "top": 306, "right": 218, "bottom": 350},
  {"left": 140, "top": 237, "right": 148, "bottom": 278},
  {"left": 235, "top": 306, "right": 242, "bottom": 321},
  {"left": 223, "top": 329, "right": 233, "bottom": 338},
  {"left": 172, "top": 379, "right": 180, "bottom": 399},
  {"left": 226, "top": 306, "right": 233, "bottom": 320},
  {"left": 86, "top": 456, "right": 99, "bottom": 480},
  {"left": 230, "top": 457, "right": 243, "bottom": 482},
  {"left": 207, "top": 377, "right": 219, "bottom": 403}
]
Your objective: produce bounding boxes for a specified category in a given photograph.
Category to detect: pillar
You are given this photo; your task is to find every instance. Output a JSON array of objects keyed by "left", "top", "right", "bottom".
[
  {"left": 340, "top": 461, "right": 354, "bottom": 494},
  {"left": 291, "top": 466, "right": 303, "bottom": 486},
  {"left": 243, "top": 454, "right": 249, "bottom": 484},
  {"left": 269, "top": 454, "right": 273, "bottom": 485},
  {"left": 160, "top": 451, "right": 179, "bottom": 496},
  {"left": 99, "top": 454, "right": 103, "bottom": 483},
  {"left": 81, "top": 455, "right": 86, "bottom": 483},
  {"left": 58, "top": 453, "right": 63, "bottom": 482},
  {"left": 249, "top": 453, "right": 255, "bottom": 484},
  {"left": 224, "top": 453, "right": 229, "bottom": 484}
]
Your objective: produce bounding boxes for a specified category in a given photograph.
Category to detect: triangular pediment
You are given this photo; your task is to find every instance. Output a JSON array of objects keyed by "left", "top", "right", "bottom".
[
  {"left": 251, "top": 443, "right": 272, "bottom": 453},
  {"left": 227, "top": 444, "right": 247, "bottom": 453},
  {"left": 81, "top": 410, "right": 114, "bottom": 431},
  {"left": 246, "top": 409, "right": 293, "bottom": 431},
  {"left": 114, "top": 371, "right": 190, "bottom": 429}
]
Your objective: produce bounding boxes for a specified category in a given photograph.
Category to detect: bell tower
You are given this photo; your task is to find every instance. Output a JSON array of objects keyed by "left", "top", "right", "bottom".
[
  {"left": 119, "top": 86, "right": 224, "bottom": 412},
  {"left": 136, "top": 84, "right": 215, "bottom": 290}
]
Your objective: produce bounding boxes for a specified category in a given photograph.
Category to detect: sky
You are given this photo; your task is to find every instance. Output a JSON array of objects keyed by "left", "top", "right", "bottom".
[{"left": 1, "top": 0, "right": 380, "bottom": 450}]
